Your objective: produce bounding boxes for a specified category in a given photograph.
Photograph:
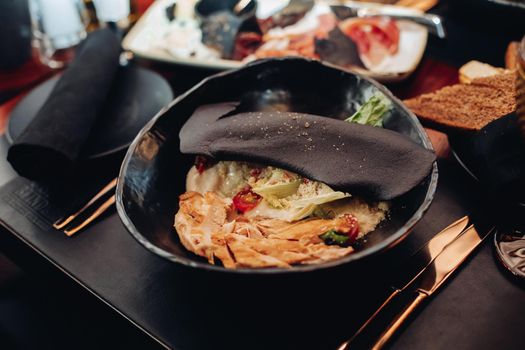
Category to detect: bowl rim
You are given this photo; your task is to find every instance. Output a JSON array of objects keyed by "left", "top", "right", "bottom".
[{"left": 116, "top": 57, "right": 439, "bottom": 274}]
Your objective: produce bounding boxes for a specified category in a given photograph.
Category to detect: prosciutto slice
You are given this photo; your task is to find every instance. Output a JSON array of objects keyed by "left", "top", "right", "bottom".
[{"left": 339, "top": 17, "right": 400, "bottom": 67}]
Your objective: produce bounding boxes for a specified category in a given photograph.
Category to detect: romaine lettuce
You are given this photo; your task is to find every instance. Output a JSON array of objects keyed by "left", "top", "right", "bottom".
[
  {"left": 253, "top": 180, "right": 301, "bottom": 199},
  {"left": 345, "top": 93, "right": 391, "bottom": 127}
]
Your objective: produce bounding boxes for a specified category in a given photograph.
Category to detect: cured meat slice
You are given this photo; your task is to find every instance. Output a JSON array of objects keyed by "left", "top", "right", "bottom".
[{"left": 339, "top": 17, "right": 400, "bottom": 67}]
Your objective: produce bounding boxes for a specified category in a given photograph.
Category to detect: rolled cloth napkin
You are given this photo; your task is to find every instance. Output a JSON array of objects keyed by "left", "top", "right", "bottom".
[
  {"left": 180, "top": 102, "right": 436, "bottom": 201},
  {"left": 7, "top": 28, "right": 120, "bottom": 180}
]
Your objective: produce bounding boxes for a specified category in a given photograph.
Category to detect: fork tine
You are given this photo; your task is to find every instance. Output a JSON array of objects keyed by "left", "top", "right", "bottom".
[
  {"left": 410, "top": 0, "right": 438, "bottom": 11},
  {"left": 64, "top": 195, "right": 116, "bottom": 236},
  {"left": 53, "top": 178, "right": 117, "bottom": 230},
  {"left": 395, "top": 0, "right": 438, "bottom": 11}
]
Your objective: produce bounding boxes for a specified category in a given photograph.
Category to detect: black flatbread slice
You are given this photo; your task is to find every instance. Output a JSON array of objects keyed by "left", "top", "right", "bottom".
[
  {"left": 180, "top": 103, "right": 436, "bottom": 200},
  {"left": 200, "top": 11, "right": 243, "bottom": 59},
  {"left": 315, "top": 27, "right": 364, "bottom": 68}
]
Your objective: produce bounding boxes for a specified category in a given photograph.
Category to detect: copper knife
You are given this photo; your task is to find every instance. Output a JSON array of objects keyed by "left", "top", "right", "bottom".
[
  {"left": 338, "top": 216, "right": 469, "bottom": 349},
  {"left": 339, "top": 218, "right": 495, "bottom": 350},
  {"left": 389, "top": 216, "right": 471, "bottom": 291}
]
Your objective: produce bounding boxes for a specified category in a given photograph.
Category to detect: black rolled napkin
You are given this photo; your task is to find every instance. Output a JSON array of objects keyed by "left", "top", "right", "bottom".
[
  {"left": 7, "top": 28, "right": 120, "bottom": 181},
  {"left": 467, "top": 112, "right": 525, "bottom": 203}
]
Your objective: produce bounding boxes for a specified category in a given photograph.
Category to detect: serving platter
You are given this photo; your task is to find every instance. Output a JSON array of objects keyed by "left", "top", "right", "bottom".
[
  {"left": 122, "top": 0, "right": 428, "bottom": 83},
  {"left": 116, "top": 58, "right": 438, "bottom": 273}
]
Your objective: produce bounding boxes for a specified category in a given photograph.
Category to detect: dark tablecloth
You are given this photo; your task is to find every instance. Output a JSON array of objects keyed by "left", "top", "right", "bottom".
[
  {"left": 0, "top": 1, "right": 524, "bottom": 349},
  {"left": 0, "top": 156, "right": 523, "bottom": 350}
]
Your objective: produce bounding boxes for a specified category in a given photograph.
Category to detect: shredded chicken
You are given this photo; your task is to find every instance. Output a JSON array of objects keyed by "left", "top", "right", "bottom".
[{"left": 174, "top": 191, "right": 356, "bottom": 269}]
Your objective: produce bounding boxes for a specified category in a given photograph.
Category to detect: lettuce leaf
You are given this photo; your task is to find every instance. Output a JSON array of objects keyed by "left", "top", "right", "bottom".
[
  {"left": 290, "top": 191, "right": 349, "bottom": 208},
  {"left": 345, "top": 93, "right": 391, "bottom": 127},
  {"left": 284, "top": 191, "right": 350, "bottom": 221},
  {"left": 252, "top": 180, "right": 301, "bottom": 199}
]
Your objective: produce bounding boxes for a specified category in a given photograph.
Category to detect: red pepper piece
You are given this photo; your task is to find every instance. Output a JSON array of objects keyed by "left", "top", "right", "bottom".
[
  {"left": 232, "top": 188, "right": 262, "bottom": 213},
  {"left": 195, "top": 156, "right": 213, "bottom": 174},
  {"left": 342, "top": 213, "right": 360, "bottom": 242}
]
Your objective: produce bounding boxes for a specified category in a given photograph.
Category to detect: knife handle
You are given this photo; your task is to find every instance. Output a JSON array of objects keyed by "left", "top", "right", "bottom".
[
  {"left": 358, "top": 8, "right": 446, "bottom": 39},
  {"left": 340, "top": 290, "right": 427, "bottom": 350},
  {"left": 391, "top": 14, "right": 446, "bottom": 39},
  {"left": 371, "top": 290, "right": 427, "bottom": 350}
]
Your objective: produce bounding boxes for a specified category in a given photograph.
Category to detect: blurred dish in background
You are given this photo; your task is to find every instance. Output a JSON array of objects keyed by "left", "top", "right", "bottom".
[
  {"left": 92, "top": 0, "right": 130, "bottom": 24},
  {"left": 123, "top": 0, "right": 428, "bottom": 82},
  {"left": 83, "top": 0, "right": 147, "bottom": 35}
]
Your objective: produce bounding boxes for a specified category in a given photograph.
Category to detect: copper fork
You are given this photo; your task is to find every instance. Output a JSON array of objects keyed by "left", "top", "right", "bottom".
[
  {"left": 53, "top": 178, "right": 117, "bottom": 236},
  {"left": 395, "top": 0, "right": 439, "bottom": 11}
]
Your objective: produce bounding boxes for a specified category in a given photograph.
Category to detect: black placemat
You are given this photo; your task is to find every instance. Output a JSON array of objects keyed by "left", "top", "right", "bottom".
[{"left": 0, "top": 159, "right": 523, "bottom": 350}]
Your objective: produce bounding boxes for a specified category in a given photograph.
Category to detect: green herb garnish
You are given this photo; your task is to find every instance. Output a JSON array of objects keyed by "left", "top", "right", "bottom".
[
  {"left": 319, "top": 230, "right": 349, "bottom": 247},
  {"left": 345, "top": 93, "right": 391, "bottom": 128}
]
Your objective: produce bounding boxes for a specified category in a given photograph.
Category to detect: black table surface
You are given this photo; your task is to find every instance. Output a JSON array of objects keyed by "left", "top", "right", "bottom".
[
  {"left": 1, "top": 150, "right": 524, "bottom": 350},
  {"left": 1, "top": 2, "right": 524, "bottom": 349}
]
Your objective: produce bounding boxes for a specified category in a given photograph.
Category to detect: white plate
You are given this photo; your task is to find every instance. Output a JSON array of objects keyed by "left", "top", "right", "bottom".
[{"left": 123, "top": 0, "right": 428, "bottom": 83}]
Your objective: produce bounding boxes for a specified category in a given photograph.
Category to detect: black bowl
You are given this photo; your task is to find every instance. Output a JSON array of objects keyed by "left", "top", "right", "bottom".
[{"left": 116, "top": 57, "right": 438, "bottom": 273}]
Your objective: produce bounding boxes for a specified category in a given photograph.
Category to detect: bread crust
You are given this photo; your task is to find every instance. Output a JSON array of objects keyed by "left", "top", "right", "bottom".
[
  {"left": 505, "top": 41, "right": 520, "bottom": 70},
  {"left": 403, "top": 72, "right": 516, "bottom": 132}
]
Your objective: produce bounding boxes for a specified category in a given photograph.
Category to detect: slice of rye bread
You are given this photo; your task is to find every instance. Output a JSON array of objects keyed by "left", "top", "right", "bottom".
[{"left": 403, "top": 71, "right": 517, "bottom": 132}]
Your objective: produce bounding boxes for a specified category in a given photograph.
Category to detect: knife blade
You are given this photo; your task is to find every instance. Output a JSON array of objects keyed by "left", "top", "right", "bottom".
[
  {"left": 392, "top": 216, "right": 470, "bottom": 291},
  {"left": 412, "top": 224, "right": 494, "bottom": 295},
  {"left": 339, "top": 220, "right": 495, "bottom": 350},
  {"left": 328, "top": 1, "right": 446, "bottom": 39}
]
